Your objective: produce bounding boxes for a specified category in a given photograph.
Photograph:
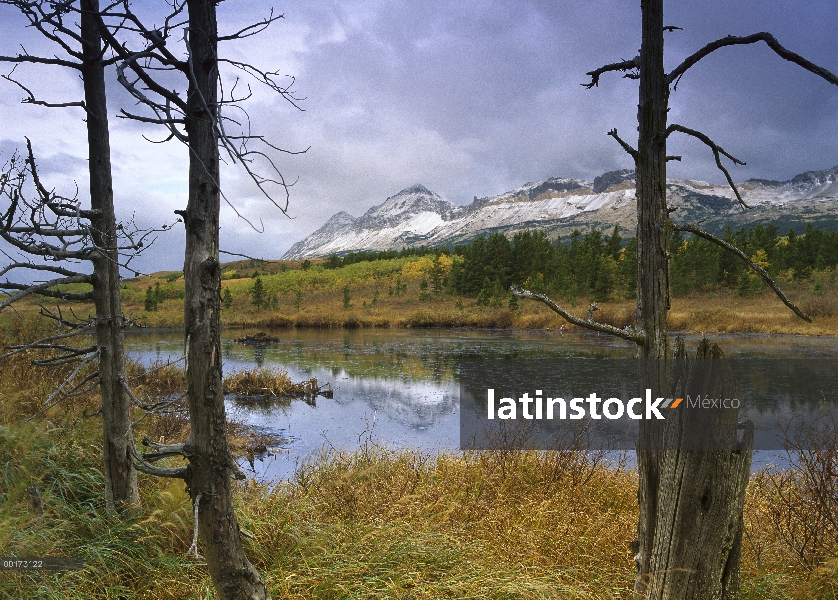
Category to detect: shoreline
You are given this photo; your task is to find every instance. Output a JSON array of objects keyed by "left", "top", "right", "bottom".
[{"left": 123, "top": 321, "right": 838, "bottom": 338}]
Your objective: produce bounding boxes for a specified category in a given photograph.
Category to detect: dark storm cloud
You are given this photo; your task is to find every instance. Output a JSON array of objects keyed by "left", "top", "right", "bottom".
[
  {"left": 1, "top": 0, "right": 836, "bottom": 268},
  {"left": 0, "top": 139, "right": 89, "bottom": 179}
]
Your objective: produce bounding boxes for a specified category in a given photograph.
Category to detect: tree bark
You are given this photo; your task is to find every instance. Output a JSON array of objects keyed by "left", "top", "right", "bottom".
[
  {"left": 633, "top": 2, "right": 752, "bottom": 598},
  {"left": 80, "top": 0, "right": 139, "bottom": 510},
  {"left": 182, "top": 2, "right": 270, "bottom": 598},
  {"left": 635, "top": 340, "right": 753, "bottom": 599}
]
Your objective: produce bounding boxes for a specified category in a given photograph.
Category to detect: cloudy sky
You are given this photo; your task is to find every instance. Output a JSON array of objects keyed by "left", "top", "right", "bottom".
[{"left": 1, "top": 0, "right": 836, "bottom": 272}]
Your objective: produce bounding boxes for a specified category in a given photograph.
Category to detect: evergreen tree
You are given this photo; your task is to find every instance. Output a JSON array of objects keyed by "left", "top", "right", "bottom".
[
  {"left": 342, "top": 286, "right": 352, "bottom": 310},
  {"left": 251, "top": 276, "right": 265, "bottom": 307},
  {"left": 153, "top": 281, "right": 164, "bottom": 304},
  {"left": 476, "top": 276, "right": 492, "bottom": 306},
  {"left": 429, "top": 256, "right": 445, "bottom": 293},
  {"left": 605, "top": 225, "right": 622, "bottom": 260},
  {"left": 144, "top": 286, "right": 157, "bottom": 311}
]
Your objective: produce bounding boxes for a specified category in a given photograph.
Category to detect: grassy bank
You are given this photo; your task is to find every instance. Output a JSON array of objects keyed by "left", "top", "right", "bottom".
[
  {"left": 1, "top": 322, "right": 837, "bottom": 598},
  {"left": 2, "top": 419, "right": 837, "bottom": 598},
  {"left": 11, "top": 257, "right": 811, "bottom": 335}
]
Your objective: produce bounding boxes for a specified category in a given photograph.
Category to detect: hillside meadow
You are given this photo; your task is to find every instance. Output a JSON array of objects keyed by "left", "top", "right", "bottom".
[{"left": 86, "top": 254, "right": 838, "bottom": 335}]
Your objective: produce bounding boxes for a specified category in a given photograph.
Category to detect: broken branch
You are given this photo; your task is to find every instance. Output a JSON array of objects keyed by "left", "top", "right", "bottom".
[
  {"left": 511, "top": 286, "right": 646, "bottom": 344},
  {"left": 668, "top": 32, "right": 838, "bottom": 88},
  {"left": 583, "top": 57, "right": 639, "bottom": 88},
  {"left": 666, "top": 124, "right": 749, "bottom": 208},
  {"left": 673, "top": 223, "right": 811, "bottom": 322},
  {"left": 188, "top": 493, "right": 201, "bottom": 558},
  {"left": 607, "top": 128, "right": 638, "bottom": 160}
]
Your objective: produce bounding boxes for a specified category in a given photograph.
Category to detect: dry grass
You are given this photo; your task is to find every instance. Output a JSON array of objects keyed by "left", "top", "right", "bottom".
[
  {"left": 1, "top": 302, "right": 838, "bottom": 598},
  {"left": 223, "top": 367, "right": 319, "bottom": 399},
  {"left": 239, "top": 446, "right": 640, "bottom": 599},
  {"left": 2, "top": 400, "right": 838, "bottom": 598},
  {"left": 11, "top": 260, "right": 836, "bottom": 336},
  {"left": 668, "top": 291, "right": 838, "bottom": 336},
  {"left": 134, "top": 280, "right": 838, "bottom": 337}
]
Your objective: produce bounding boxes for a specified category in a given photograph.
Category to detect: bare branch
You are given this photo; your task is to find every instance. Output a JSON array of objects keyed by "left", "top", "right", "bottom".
[
  {"left": 1, "top": 329, "right": 91, "bottom": 361},
  {"left": 24, "top": 349, "right": 99, "bottom": 422},
  {"left": 607, "top": 128, "right": 638, "bottom": 160},
  {"left": 511, "top": 286, "right": 646, "bottom": 344},
  {"left": 0, "top": 274, "right": 94, "bottom": 310},
  {"left": 59, "top": 370, "right": 100, "bottom": 399},
  {"left": 673, "top": 223, "right": 812, "bottom": 322},
  {"left": 141, "top": 438, "right": 187, "bottom": 462},
  {"left": 668, "top": 32, "right": 838, "bottom": 88},
  {"left": 119, "top": 376, "right": 186, "bottom": 414},
  {"left": 219, "top": 250, "right": 262, "bottom": 261},
  {"left": 2, "top": 69, "right": 85, "bottom": 109},
  {"left": 38, "top": 304, "right": 95, "bottom": 329},
  {"left": 0, "top": 53, "right": 80, "bottom": 70},
  {"left": 117, "top": 108, "right": 185, "bottom": 125},
  {"left": 583, "top": 57, "right": 639, "bottom": 88},
  {"left": 31, "top": 345, "right": 98, "bottom": 366},
  {"left": 218, "top": 9, "right": 283, "bottom": 42},
  {"left": 188, "top": 493, "right": 201, "bottom": 558},
  {"left": 131, "top": 444, "right": 188, "bottom": 479},
  {"left": 666, "top": 124, "right": 749, "bottom": 208},
  {"left": 0, "top": 262, "right": 84, "bottom": 280},
  {"left": 127, "top": 393, "right": 187, "bottom": 431}
]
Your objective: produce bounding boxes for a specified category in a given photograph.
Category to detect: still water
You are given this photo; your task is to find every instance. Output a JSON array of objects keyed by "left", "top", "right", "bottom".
[{"left": 125, "top": 328, "right": 838, "bottom": 481}]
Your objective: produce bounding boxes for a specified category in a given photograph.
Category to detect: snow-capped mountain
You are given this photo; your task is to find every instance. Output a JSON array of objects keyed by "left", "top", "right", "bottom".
[{"left": 282, "top": 166, "right": 838, "bottom": 259}]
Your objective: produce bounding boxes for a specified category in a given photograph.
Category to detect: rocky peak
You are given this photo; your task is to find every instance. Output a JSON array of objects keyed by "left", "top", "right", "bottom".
[
  {"left": 593, "top": 169, "right": 636, "bottom": 194},
  {"left": 789, "top": 166, "right": 838, "bottom": 188}
]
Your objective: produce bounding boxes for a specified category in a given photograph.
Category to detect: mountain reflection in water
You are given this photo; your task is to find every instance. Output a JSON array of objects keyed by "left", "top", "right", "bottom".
[{"left": 125, "top": 328, "right": 838, "bottom": 481}]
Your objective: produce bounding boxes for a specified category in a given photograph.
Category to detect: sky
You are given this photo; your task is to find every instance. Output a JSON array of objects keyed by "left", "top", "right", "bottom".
[{"left": 1, "top": 0, "right": 837, "bottom": 272}]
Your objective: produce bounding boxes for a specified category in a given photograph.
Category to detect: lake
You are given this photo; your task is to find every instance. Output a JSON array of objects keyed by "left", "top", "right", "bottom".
[{"left": 125, "top": 327, "right": 838, "bottom": 481}]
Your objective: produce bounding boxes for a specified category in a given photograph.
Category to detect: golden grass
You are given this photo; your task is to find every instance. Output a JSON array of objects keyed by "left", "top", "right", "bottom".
[
  {"left": 6, "top": 258, "right": 837, "bottom": 336},
  {"left": 3, "top": 422, "right": 837, "bottom": 599},
  {"left": 1, "top": 283, "right": 838, "bottom": 597},
  {"left": 223, "top": 368, "right": 320, "bottom": 399},
  {"left": 0, "top": 331, "right": 835, "bottom": 599}
]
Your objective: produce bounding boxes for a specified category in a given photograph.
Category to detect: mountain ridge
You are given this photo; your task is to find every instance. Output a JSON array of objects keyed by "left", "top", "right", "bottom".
[{"left": 282, "top": 166, "right": 838, "bottom": 259}]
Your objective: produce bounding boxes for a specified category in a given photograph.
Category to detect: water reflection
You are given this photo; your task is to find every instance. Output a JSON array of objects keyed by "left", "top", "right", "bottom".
[{"left": 124, "top": 328, "right": 838, "bottom": 481}]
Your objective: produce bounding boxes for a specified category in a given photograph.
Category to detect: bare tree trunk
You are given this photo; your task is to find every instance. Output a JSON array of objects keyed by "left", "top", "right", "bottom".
[
  {"left": 182, "top": 1, "right": 270, "bottom": 597},
  {"left": 80, "top": 0, "right": 139, "bottom": 510},
  {"left": 634, "top": 0, "right": 670, "bottom": 365},
  {"left": 633, "top": 1, "right": 752, "bottom": 598}
]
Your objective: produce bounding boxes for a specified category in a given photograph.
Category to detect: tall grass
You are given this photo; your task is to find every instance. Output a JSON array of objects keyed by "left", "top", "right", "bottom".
[
  {"left": 3, "top": 411, "right": 838, "bottom": 598},
  {"left": 2, "top": 313, "right": 838, "bottom": 598}
]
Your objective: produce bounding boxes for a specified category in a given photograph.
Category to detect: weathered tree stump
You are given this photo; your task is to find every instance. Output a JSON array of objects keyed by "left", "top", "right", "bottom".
[{"left": 635, "top": 337, "right": 753, "bottom": 599}]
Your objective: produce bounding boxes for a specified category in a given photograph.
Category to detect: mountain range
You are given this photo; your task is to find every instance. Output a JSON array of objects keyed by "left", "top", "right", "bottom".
[{"left": 282, "top": 166, "right": 838, "bottom": 259}]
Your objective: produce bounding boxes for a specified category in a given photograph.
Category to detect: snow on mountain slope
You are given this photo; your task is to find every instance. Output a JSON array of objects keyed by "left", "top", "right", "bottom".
[{"left": 282, "top": 167, "right": 838, "bottom": 259}]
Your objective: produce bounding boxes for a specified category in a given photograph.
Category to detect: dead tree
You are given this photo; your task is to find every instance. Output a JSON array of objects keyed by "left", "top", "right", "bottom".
[
  {"left": 90, "top": 1, "right": 303, "bottom": 597},
  {"left": 0, "top": 138, "right": 159, "bottom": 433},
  {"left": 515, "top": 2, "right": 838, "bottom": 598},
  {"left": 0, "top": 0, "right": 147, "bottom": 509}
]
